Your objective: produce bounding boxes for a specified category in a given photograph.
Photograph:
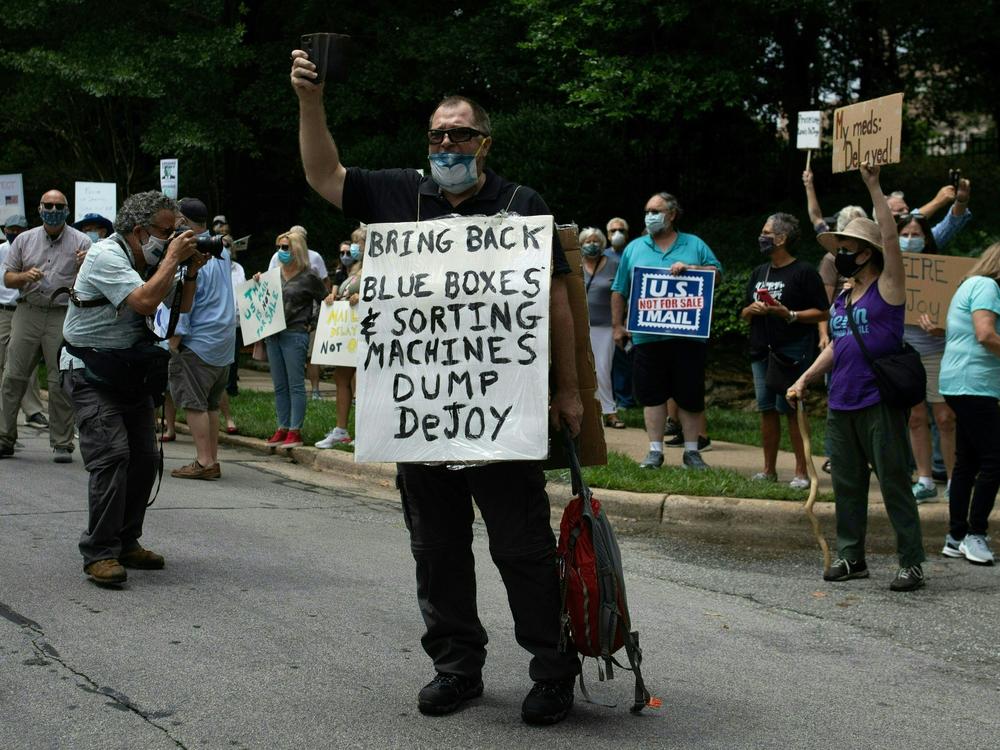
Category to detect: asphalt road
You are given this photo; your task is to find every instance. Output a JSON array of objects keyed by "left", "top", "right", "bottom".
[{"left": 1, "top": 426, "right": 998, "bottom": 749}]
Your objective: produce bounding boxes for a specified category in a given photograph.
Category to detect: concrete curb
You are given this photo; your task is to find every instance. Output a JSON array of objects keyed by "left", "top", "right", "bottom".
[{"left": 176, "top": 424, "right": 951, "bottom": 552}]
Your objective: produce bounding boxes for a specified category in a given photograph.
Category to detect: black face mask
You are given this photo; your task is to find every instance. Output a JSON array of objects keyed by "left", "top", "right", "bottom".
[{"left": 834, "top": 249, "right": 870, "bottom": 278}]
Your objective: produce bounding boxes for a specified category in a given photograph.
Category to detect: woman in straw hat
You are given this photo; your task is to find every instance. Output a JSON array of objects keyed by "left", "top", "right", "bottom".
[{"left": 788, "top": 163, "right": 926, "bottom": 592}]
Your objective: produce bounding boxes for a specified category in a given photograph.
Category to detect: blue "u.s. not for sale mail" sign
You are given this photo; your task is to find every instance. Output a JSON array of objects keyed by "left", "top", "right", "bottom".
[{"left": 626, "top": 267, "right": 715, "bottom": 339}]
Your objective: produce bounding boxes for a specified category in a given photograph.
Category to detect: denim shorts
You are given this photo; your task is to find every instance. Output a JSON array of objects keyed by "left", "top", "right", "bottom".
[{"left": 751, "top": 339, "right": 815, "bottom": 415}]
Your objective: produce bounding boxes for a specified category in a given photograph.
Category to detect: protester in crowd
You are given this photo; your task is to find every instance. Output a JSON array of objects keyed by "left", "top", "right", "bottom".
[
  {"left": 804, "top": 168, "right": 878, "bottom": 474},
  {"left": 293, "top": 48, "right": 582, "bottom": 723},
  {"left": 605, "top": 216, "right": 636, "bottom": 410},
  {"left": 331, "top": 240, "right": 351, "bottom": 288},
  {"left": 226, "top": 236, "right": 247, "bottom": 398},
  {"left": 0, "top": 190, "right": 91, "bottom": 461},
  {"left": 579, "top": 226, "right": 623, "bottom": 429},
  {"left": 0, "top": 214, "right": 47, "bottom": 429},
  {"left": 212, "top": 215, "right": 232, "bottom": 246},
  {"left": 789, "top": 163, "right": 926, "bottom": 592},
  {"left": 72, "top": 213, "right": 114, "bottom": 243},
  {"left": 166, "top": 198, "right": 237, "bottom": 480},
  {"left": 611, "top": 192, "right": 722, "bottom": 470},
  {"left": 895, "top": 214, "right": 956, "bottom": 502},
  {"left": 884, "top": 179, "right": 972, "bottom": 249},
  {"left": 315, "top": 228, "right": 364, "bottom": 448},
  {"left": 270, "top": 225, "right": 330, "bottom": 401},
  {"left": 938, "top": 243, "right": 1000, "bottom": 565},
  {"left": 257, "top": 231, "right": 328, "bottom": 450},
  {"left": 740, "top": 213, "right": 828, "bottom": 489},
  {"left": 60, "top": 191, "right": 201, "bottom": 584}
]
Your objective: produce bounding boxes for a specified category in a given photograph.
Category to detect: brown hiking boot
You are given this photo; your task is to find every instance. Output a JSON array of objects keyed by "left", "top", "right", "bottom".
[
  {"left": 119, "top": 546, "right": 165, "bottom": 570},
  {"left": 84, "top": 558, "right": 127, "bottom": 584},
  {"left": 171, "top": 460, "right": 218, "bottom": 480}
]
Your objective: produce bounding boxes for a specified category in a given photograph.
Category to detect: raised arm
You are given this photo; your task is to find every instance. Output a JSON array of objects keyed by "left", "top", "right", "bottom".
[
  {"left": 290, "top": 50, "right": 348, "bottom": 209},
  {"left": 862, "top": 163, "right": 904, "bottom": 305},
  {"left": 803, "top": 169, "right": 825, "bottom": 229}
]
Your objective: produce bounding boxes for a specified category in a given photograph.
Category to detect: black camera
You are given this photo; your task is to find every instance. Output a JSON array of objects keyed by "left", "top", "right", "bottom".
[{"left": 174, "top": 225, "right": 225, "bottom": 259}]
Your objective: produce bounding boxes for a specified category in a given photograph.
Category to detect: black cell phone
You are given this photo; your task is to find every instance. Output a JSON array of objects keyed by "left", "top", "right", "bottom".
[
  {"left": 949, "top": 168, "right": 961, "bottom": 190},
  {"left": 300, "top": 32, "right": 352, "bottom": 85}
]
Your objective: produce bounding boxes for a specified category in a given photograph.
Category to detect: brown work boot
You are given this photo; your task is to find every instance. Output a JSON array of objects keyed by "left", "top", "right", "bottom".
[
  {"left": 171, "top": 460, "right": 218, "bottom": 480},
  {"left": 84, "top": 558, "right": 127, "bottom": 584},
  {"left": 119, "top": 546, "right": 165, "bottom": 570}
]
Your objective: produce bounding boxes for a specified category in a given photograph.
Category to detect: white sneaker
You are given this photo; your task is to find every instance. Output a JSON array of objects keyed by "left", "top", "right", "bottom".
[
  {"left": 315, "top": 428, "right": 351, "bottom": 449},
  {"left": 959, "top": 534, "right": 995, "bottom": 565},
  {"left": 789, "top": 476, "right": 810, "bottom": 490}
]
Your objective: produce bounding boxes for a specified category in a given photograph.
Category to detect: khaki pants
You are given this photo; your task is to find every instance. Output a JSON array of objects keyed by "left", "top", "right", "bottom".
[
  {"left": 0, "top": 307, "right": 44, "bottom": 419},
  {"left": 0, "top": 303, "right": 75, "bottom": 450}
]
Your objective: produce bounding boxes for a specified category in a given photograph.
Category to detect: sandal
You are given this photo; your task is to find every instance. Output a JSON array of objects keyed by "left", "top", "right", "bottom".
[{"left": 603, "top": 414, "right": 627, "bottom": 430}]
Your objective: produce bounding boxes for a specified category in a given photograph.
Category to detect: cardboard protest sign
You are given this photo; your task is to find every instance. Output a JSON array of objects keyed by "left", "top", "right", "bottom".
[
  {"left": 355, "top": 215, "right": 552, "bottom": 463},
  {"left": 0, "top": 173, "right": 24, "bottom": 225},
  {"left": 626, "top": 267, "right": 716, "bottom": 339},
  {"left": 311, "top": 300, "right": 359, "bottom": 366},
  {"left": 796, "top": 111, "right": 822, "bottom": 150},
  {"left": 832, "top": 93, "right": 903, "bottom": 173},
  {"left": 236, "top": 268, "right": 286, "bottom": 344},
  {"left": 74, "top": 182, "right": 116, "bottom": 223},
  {"left": 159, "top": 158, "right": 178, "bottom": 198},
  {"left": 902, "top": 252, "right": 976, "bottom": 326}
]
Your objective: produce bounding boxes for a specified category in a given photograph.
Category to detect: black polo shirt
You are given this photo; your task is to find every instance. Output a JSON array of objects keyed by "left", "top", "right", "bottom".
[{"left": 342, "top": 166, "right": 570, "bottom": 276}]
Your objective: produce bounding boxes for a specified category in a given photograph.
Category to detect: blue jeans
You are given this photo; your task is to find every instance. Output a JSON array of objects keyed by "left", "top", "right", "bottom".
[
  {"left": 750, "top": 338, "right": 815, "bottom": 415},
  {"left": 266, "top": 329, "right": 310, "bottom": 430}
]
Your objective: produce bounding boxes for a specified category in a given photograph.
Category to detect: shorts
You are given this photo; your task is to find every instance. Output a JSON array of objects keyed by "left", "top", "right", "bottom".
[
  {"left": 168, "top": 348, "right": 230, "bottom": 411},
  {"left": 632, "top": 338, "right": 707, "bottom": 412},
  {"left": 920, "top": 351, "right": 944, "bottom": 404},
  {"left": 751, "top": 338, "right": 815, "bottom": 415}
]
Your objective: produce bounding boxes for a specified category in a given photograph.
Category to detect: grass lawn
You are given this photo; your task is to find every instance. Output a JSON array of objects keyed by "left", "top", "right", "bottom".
[
  {"left": 175, "top": 390, "right": 355, "bottom": 452},
  {"left": 545, "top": 451, "right": 832, "bottom": 502},
  {"left": 619, "top": 405, "right": 828, "bottom": 456}
]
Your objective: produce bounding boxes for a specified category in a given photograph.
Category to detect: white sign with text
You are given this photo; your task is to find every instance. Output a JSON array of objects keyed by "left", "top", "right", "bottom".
[
  {"left": 355, "top": 214, "right": 553, "bottom": 463},
  {"left": 236, "top": 268, "right": 286, "bottom": 344},
  {"left": 74, "top": 181, "right": 117, "bottom": 223}
]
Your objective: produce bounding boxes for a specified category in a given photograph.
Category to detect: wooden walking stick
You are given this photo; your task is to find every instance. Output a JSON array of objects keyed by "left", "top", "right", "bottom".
[{"left": 795, "top": 399, "right": 831, "bottom": 574}]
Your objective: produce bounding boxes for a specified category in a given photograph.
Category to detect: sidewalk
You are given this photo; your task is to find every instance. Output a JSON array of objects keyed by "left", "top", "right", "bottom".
[{"left": 218, "top": 366, "right": 950, "bottom": 552}]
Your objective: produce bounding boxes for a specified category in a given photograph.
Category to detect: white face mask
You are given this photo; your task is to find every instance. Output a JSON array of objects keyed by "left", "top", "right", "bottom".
[
  {"left": 141, "top": 231, "right": 169, "bottom": 266},
  {"left": 610, "top": 230, "right": 626, "bottom": 249}
]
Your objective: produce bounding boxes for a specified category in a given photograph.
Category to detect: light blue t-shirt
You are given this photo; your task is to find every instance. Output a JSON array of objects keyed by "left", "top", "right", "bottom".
[
  {"left": 611, "top": 232, "right": 722, "bottom": 344},
  {"left": 173, "top": 242, "right": 237, "bottom": 367},
  {"left": 60, "top": 237, "right": 149, "bottom": 370},
  {"left": 939, "top": 275, "right": 1000, "bottom": 398}
]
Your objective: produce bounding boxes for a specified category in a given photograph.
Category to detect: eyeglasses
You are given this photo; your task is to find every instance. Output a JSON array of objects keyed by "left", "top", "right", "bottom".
[
  {"left": 427, "top": 127, "right": 485, "bottom": 145},
  {"left": 277, "top": 244, "right": 291, "bottom": 250},
  {"left": 148, "top": 224, "right": 174, "bottom": 238},
  {"left": 42, "top": 202, "right": 67, "bottom": 210}
]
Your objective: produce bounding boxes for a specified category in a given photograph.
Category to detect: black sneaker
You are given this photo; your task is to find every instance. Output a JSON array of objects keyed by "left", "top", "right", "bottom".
[
  {"left": 521, "top": 678, "right": 575, "bottom": 726},
  {"left": 0, "top": 443, "right": 13, "bottom": 458},
  {"left": 890, "top": 564, "right": 925, "bottom": 592},
  {"left": 663, "top": 418, "right": 681, "bottom": 437},
  {"left": 417, "top": 672, "right": 483, "bottom": 716},
  {"left": 664, "top": 432, "right": 684, "bottom": 447},
  {"left": 26, "top": 412, "right": 49, "bottom": 428},
  {"left": 823, "top": 558, "right": 869, "bottom": 582},
  {"left": 698, "top": 435, "right": 712, "bottom": 452}
]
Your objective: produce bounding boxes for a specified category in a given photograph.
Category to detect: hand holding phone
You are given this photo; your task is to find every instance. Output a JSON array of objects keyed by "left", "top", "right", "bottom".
[
  {"left": 756, "top": 288, "right": 779, "bottom": 306},
  {"left": 300, "top": 33, "right": 352, "bottom": 85}
]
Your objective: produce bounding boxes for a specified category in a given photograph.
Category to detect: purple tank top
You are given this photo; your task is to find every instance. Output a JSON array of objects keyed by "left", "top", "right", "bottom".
[{"left": 828, "top": 282, "right": 904, "bottom": 411}]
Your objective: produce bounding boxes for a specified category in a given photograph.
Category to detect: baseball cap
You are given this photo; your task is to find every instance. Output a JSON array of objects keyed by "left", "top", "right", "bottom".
[
  {"left": 212, "top": 214, "right": 227, "bottom": 227},
  {"left": 2, "top": 214, "right": 28, "bottom": 228},
  {"left": 178, "top": 198, "right": 209, "bottom": 225}
]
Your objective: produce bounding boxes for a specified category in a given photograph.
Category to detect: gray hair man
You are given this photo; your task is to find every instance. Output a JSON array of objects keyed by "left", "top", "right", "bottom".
[{"left": 60, "top": 190, "right": 201, "bottom": 585}]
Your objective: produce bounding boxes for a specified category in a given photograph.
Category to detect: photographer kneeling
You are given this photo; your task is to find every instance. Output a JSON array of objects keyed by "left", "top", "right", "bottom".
[{"left": 59, "top": 191, "right": 202, "bottom": 586}]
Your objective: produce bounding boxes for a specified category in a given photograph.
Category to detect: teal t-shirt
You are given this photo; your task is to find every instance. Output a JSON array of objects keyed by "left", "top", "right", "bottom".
[
  {"left": 939, "top": 275, "right": 1000, "bottom": 398},
  {"left": 611, "top": 232, "right": 722, "bottom": 344}
]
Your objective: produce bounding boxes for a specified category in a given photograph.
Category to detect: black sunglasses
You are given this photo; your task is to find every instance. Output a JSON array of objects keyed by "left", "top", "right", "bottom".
[
  {"left": 427, "top": 127, "right": 485, "bottom": 145},
  {"left": 42, "top": 202, "right": 67, "bottom": 210},
  {"left": 276, "top": 244, "right": 291, "bottom": 250}
]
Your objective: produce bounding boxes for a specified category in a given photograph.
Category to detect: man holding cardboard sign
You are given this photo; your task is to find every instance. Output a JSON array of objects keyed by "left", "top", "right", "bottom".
[{"left": 291, "top": 51, "right": 582, "bottom": 725}]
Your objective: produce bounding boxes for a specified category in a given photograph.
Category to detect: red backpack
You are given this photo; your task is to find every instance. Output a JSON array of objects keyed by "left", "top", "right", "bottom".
[{"left": 557, "top": 435, "right": 659, "bottom": 713}]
